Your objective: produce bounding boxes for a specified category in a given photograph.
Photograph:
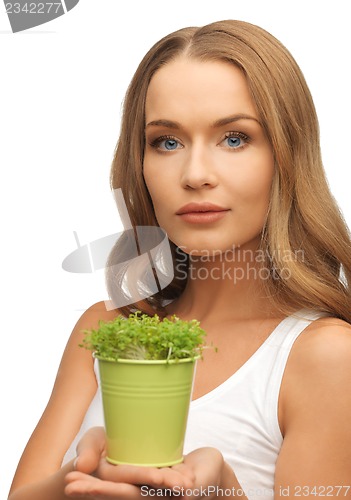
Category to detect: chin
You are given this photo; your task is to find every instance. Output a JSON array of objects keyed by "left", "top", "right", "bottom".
[
  {"left": 171, "top": 233, "right": 263, "bottom": 259},
  {"left": 173, "top": 240, "right": 239, "bottom": 259}
]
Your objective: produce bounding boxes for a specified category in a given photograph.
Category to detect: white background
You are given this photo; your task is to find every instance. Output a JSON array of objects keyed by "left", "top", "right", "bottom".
[{"left": 1, "top": 1, "right": 350, "bottom": 497}]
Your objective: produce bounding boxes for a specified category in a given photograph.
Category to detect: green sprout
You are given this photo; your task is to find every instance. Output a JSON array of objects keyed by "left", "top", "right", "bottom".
[{"left": 80, "top": 312, "right": 207, "bottom": 361}]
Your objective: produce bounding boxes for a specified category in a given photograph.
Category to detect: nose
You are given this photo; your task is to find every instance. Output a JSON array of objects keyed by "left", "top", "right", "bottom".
[{"left": 180, "top": 144, "right": 218, "bottom": 190}]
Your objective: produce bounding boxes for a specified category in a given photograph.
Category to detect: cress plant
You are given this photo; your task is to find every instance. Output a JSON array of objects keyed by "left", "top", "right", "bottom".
[{"left": 80, "top": 312, "right": 207, "bottom": 361}]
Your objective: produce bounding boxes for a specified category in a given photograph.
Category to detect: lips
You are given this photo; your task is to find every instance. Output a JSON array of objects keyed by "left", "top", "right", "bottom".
[
  {"left": 176, "top": 203, "right": 228, "bottom": 215},
  {"left": 176, "top": 203, "right": 229, "bottom": 223}
]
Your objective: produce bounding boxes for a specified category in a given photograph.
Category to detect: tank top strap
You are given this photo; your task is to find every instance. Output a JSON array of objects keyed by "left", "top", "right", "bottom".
[
  {"left": 264, "top": 308, "right": 328, "bottom": 446},
  {"left": 266, "top": 308, "right": 328, "bottom": 349}
]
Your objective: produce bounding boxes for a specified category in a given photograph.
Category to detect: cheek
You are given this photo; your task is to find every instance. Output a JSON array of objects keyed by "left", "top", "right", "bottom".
[
  {"left": 234, "top": 155, "right": 274, "bottom": 203},
  {"left": 230, "top": 159, "right": 274, "bottom": 230},
  {"left": 143, "top": 164, "right": 169, "bottom": 219},
  {"left": 247, "top": 174, "right": 272, "bottom": 204},
  {"left": 143, "top": 163, "right": 156, "bottom": 201}
]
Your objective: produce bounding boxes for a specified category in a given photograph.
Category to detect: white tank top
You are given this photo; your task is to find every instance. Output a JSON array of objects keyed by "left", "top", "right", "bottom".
[{"left": 63, "top": 309, "right": 325, "bottom": 499}]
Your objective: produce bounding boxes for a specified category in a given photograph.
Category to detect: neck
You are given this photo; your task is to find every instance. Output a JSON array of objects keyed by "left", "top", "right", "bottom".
[{"left": 167, "top": 244, "right": 279, "bottom": 323}]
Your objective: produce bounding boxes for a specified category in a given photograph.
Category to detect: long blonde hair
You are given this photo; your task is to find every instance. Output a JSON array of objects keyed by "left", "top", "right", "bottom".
[{"left": 107, "top": 19, "right": 351, "bottom": 323}]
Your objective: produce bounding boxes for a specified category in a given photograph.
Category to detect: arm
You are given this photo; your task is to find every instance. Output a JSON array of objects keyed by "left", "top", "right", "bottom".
[
  {"left": 275, "top": 319, "right": 351, "bottom": 498},
  {"left": 8, "top": 301, "right": 119, "bottom": 500}
]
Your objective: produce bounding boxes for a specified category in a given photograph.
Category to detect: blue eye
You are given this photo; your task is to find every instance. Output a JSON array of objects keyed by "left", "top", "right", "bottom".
[
  {"left": 164, "top": 139, "right": 178, "bottom": 150},
  {"left": 222, "top": 132, "right": 249, "bottom": 150},
  {"left": 150, "top": 136, "right": 182, "bottom": 151},
  {"left": 227, "top": 136, "right": 242, "bottom": 148}
]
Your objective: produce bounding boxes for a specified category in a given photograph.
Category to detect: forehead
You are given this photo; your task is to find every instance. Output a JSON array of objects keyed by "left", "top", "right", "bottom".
[{"left": 145, "top": 57, "right": 258, "bottom": 122}]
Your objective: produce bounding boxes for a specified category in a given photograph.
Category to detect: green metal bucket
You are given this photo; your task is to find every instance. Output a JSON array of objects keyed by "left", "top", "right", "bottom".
[{"left": 97, "top": 356, "right": 198, "bottom": 467}]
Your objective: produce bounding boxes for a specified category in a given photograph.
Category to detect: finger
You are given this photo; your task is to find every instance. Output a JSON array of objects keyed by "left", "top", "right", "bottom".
[
  {"left": 98, "top": 462, "right": 165, "bottom": 485},
  {"left": 75, "top": 427, "right": 106, "bottom": 474},
  {"left": 65, "top": 471, "right": 90, "bottom": 484},
  {"left": 183, "top": 448, "right": 224, "bottom": 485},
  {"left": 153, "top": 466, "right": 194, "bottom": 490},
  {"left": 65, "top": 472, "right": 141, "bottom": 499},
  {"left": 170, "top": 462, "right": 196, "bottom": 485},
  {"left": 98, "top": 461, "right": 194, "bottom": 490}
]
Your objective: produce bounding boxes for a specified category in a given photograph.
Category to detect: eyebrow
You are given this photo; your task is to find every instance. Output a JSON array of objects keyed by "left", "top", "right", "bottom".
[{"left": 145, "top": 114, "right": 260, "bottom": 130}]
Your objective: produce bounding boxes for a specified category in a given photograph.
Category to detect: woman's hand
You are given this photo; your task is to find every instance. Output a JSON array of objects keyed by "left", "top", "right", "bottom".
[
  {"left": 64, "top": 427, "right": 239, "bottom": 499},
  {"left": 64, "top": 427, "right": 194, "bottom": 498}
]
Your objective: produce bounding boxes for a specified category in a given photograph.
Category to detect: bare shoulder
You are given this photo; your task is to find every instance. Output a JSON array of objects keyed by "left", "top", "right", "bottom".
[
  {"left": 73, "top": 300, "right": 122, "bottom": 330},
  {"left": 291, "top": 316, "right": 351, "bottom": 368},
  {"left": 279, "top": 316, "right": 351, "bottom": 435},
  {"left": 57, "top": 301, "right": 121, "bottom": 376},
  {"left": 67, "top": 301, "right": 121, "bottom": 343},
  {"left": 59, "top": 302, "right": 119, "bottom": 376}
]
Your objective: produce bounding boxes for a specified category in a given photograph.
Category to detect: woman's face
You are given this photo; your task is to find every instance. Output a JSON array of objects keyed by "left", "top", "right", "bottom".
[{"left": 143, "top": 57, "right": 274, "bottom": 256}]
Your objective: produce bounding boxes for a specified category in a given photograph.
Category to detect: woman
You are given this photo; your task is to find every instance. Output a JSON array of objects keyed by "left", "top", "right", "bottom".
[{"left": 9, "top": 20, "right": 351, "bottom": 500}]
